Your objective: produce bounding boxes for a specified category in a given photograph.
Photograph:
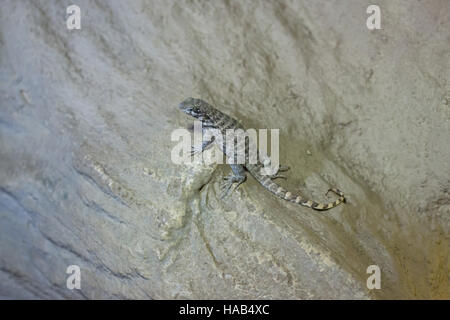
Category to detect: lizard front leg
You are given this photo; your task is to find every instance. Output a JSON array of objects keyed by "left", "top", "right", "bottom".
[
  {"left": 191, "top": 133, "right": 215, "bottom": 156},
  {"left": 220, "top": 164, "right": 247, "bottom": 198}
]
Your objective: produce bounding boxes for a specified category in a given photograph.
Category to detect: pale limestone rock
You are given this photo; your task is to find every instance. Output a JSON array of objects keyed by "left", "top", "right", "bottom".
[{"left": 0, "top": 0, "right": 448, "bottom": 299}]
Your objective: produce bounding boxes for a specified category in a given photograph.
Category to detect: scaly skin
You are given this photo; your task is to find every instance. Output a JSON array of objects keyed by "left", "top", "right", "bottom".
[{"left": 179, "top": 97, "right": 346, "bottom": 211}]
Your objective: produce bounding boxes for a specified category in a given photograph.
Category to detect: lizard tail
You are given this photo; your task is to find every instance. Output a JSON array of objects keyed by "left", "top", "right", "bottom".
[
  {"left": 247, "top": 165, "right": 346, "bottom": 211},
  {"left": 290, "top": 188, "right": 346, "bottom": 211},
  {"left": 264, "top": 178, "right": 346, "bottom": 210}
]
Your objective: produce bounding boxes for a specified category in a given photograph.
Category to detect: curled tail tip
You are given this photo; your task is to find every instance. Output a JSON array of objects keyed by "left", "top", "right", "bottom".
[
  {"left": 326, "top": 188, "right": 345, "bottom": 196},
  {"left": 327, "top": 188, "right": 347, "bottom": 203},
  {"left": 304, "top": 189, "right": 346, "bottom": 211}
]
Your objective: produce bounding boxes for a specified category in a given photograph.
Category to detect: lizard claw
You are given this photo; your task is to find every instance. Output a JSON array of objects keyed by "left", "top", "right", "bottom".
[
  {"left": 267, "top": 165, "right": 290, "bottom": 179},
  {"left": 220, "top": 179, "right": 233, "bottom": 199},
  {"left": 269, "top": 174, "right": 287, "bottom": 180},
  {"left": 220, "top": 174, "right": 246, "bottom": 199},
  {"left": 190, "top": 145, "right": 201, "bottom": 156}
]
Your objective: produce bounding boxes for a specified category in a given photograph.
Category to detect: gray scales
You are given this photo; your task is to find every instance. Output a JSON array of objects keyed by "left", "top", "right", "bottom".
[{"left": 179, "top": 97, "right": 346, "bottom": 211}]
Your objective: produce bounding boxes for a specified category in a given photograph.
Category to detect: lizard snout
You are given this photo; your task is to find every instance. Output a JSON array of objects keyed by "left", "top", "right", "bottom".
[{"left": 178, "top": 97, "right": 195, "bottom": 110}]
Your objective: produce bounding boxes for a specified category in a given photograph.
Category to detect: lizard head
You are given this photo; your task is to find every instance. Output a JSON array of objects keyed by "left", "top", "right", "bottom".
[{"left": 178, "top": 97, "right": 211, "bottom": 121}]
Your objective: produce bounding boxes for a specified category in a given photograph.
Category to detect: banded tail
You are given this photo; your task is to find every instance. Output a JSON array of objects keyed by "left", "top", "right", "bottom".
[{"left": 247, "top": 164, "right": 346, "bottom": 211}]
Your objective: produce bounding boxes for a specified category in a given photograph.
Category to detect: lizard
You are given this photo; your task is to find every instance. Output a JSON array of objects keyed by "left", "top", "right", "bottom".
[{"left": 178, "top": 97, "right": 346, "bottom": 211}]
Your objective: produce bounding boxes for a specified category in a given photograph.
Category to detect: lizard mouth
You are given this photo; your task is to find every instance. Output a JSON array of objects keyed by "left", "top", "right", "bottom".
[
  {"left": 184, "top": 108, "right": 199, "bottom": 117},
  {"left": 179, "top": 99, "right": 200, "bottom": 118}
]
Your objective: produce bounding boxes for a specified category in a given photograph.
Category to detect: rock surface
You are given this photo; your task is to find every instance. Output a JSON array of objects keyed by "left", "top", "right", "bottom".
[{"left": 0, "top": 0, "right": 448, "bottom": 299}]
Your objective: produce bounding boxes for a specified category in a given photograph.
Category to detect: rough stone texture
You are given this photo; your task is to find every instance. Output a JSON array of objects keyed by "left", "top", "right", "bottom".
[{"left": 0, "top": 0, "right": 449, "bottom": 299}]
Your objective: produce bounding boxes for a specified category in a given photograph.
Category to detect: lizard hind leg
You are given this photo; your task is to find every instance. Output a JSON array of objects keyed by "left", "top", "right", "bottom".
[
  {"left": 269, "top": 173, "right": 287, "bottom": 180},
  {"left": 220, "top": 164, "right": 247, "bottom": 199}
]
